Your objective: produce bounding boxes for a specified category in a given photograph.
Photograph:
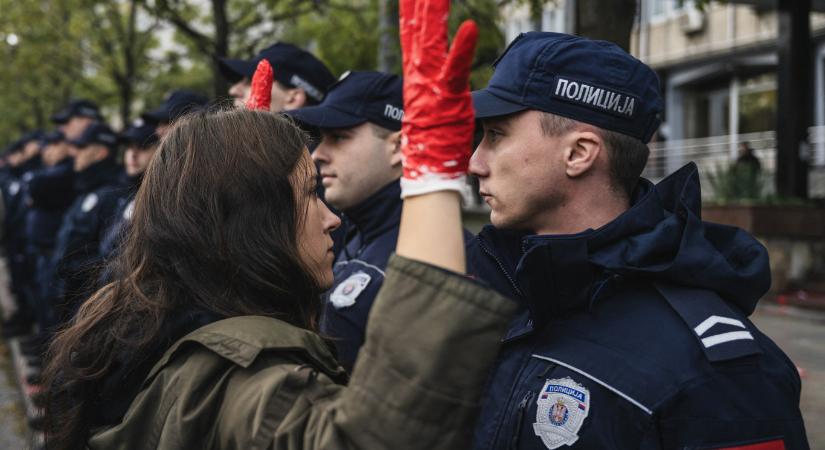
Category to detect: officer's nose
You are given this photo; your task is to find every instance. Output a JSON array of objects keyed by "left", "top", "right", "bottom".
[{"left": 469, "top": 148, "right": 489, "bottom": 178}]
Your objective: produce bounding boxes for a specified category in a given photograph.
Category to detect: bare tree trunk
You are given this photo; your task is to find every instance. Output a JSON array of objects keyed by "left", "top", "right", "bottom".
[
  {"left": 575, "top": 0, "right": 636, "bottom": 51},
  {"left": 529, "top": 0, "right": 544, "bottom": 31},
  {"left": 377, "top": 0, "right": 399, "bottom": 72},
  {"left": 212, "top": 0, "right": 230, "bottom": 98}
]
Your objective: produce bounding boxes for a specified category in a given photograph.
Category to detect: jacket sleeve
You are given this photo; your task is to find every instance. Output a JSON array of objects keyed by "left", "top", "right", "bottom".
[{"left": 218, "top": 254, "right": 517, "bottom": 450}]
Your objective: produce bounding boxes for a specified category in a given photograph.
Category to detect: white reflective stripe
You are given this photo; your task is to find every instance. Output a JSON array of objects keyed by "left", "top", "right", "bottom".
[
  {"left": 531, "top": 355, "right": 653, "bottom": 415},
  {"left": 334, "top": 259, "right": 386, "bottom": 276},
  {"left": 694, "top": 315, "right": 746, "bottom": 336},
  {"left": 701, "top": 331, "right": 754, "bottom": 348}
]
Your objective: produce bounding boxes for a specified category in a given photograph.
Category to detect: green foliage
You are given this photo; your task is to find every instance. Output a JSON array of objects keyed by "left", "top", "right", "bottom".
[
  {"left": 0, "top": 0, "right": 510, "bottom": 146},
  {"left": 707, "top": 162, "right": 765, "bottom": 203}
]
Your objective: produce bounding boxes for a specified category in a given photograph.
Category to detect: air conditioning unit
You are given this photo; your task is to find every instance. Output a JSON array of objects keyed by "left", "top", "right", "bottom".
[{"left": 680, "top": 8, "right": 705, "bottom": 35}]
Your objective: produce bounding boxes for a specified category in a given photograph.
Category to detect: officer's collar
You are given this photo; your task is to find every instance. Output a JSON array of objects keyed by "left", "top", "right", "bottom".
[
  {"left": 74, "top": 158, "right": 116, "bottom": 193},
  {"left": 342, "top": 179, "right": 402, "bottom": 245},
  {"left": 502, "top": 177, "right": 660, "bottom": 326}
]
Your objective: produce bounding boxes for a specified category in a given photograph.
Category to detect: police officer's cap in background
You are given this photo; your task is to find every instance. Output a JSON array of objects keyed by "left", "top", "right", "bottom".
[
  {"left": 472, "top": 32, "right": 664, "bottom": 143},
  {"left": 40, "top": 130, "right": 65, "bottom": 147},
  {"left": 120, "top": 119, "right": 159, "bottom": 149},
  {"left": 142, "top": 90, "right": 209, "bottom": 124},
  {"left": 68, "top": 122, "right": 119, "bottom": 150},
  {"left": 51, "top": 99, "right": 102, "bottom": 124},
  {"left": 218, "top": 42, "right": 336, "bottom": 103},
  {"left": 286, "top": 71, "right": 403, "bottom": 131}
]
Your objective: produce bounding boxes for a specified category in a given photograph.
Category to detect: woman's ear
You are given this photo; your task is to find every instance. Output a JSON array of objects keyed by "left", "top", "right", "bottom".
[
  {"left": 562, "top": 129, "right": 602, "bottom": 178},
  {"left": 388, "top": 130, "right": 403, "bottom": 167}
]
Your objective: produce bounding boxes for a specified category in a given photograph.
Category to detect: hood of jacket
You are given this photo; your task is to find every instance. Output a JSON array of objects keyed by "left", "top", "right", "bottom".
[{"left": 479, "top": 163, "right": 770, "bottom": 324}]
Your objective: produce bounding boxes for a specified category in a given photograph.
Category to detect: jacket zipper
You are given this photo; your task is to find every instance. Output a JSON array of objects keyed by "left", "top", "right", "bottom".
[
  {"left": 510, "top": 391, "right": 535, "bottom": 450},
  {"left": 477, "top": 236, "right": 524, "bottom": 297}
]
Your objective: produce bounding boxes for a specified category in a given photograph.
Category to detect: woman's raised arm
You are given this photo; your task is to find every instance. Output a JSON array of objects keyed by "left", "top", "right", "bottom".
[{"left": 394, "top": 0, "right": 479, "bottom": 273}]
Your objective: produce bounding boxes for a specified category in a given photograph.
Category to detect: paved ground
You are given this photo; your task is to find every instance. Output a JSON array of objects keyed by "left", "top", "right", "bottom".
[
  {"left": 0, "top": 339, "right": 26, "bottom": 449},
  {"left": 752, "top": 304, "right": 825, "bottom": 449}
]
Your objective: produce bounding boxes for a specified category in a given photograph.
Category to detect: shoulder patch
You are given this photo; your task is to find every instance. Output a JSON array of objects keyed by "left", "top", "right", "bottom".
[
  {"left": 123, "top": 199, "right": 135, "bottom": 220},
  {"left": 654, "top": 283, "right": 762, "bottom": 363},
  {"left": 533, "top": 377, "right": 590, "bottom": 449},
  {"left": 7, "top": 181, "right": 20, "bottom": 196},
  {"left": 330, "top": 271, "right": 371, "bottom": 309},
  {"left": 82, "top": 193, "right": 99, "bottom": 212}
]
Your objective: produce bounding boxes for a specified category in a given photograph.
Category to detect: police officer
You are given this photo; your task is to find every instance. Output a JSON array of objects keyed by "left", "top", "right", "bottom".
[
  {"left": 286, "top": 71, "right": 404, "bottom": 372},
  {"left": 99, "top": 119, "right": 159, "bottom": 265},
  {"left": 465, "top": 32, "right": 808, "bottom": 449},
  {"left": 22, "top": 130, "right": 76, "bottom": 346},
  {"left": 141, "top": 90, "right": 208, "bottom": 138},
  {"left": 0, "top": 131, "right": 43, "bottom": 336},
  {"left": 51, "top": 99, "right": 102, "bottom": 140},
  {"left": 48, "top": 123, "right": 123, "bottom": 324},
  {"left": 219, "top": 42, "right": 335, "bottom": 111}
]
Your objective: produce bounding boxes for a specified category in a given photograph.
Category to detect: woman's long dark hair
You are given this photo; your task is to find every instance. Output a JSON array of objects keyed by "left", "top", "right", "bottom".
[{"left": 43, "top": 109, "right": 323, "bottom": 449}]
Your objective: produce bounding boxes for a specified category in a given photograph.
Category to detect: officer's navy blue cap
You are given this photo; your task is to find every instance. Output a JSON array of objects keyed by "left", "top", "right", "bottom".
[
  {"left": 142, "top": 90, "right": 209, "bottom": 124},
  {"left": 472, "top": 32, "right": 664, "bottom": 143},
  {"left": 218, "top": 42, "right": 336, "bottom": 103},
  {"left": 40, "top": 130, "right": 65, "bottom": 146},
  {"left": 286, "top": 71, "right": 404, "bottom": 132},
  {"left": 120, "top": 119, "right": 159, "bottom": 148},
  {"left": 51, "top": 99, "right": 102, "bottom": 124},
  {"left": 68, "top": 122, "right": 119, "bottom": 149}
]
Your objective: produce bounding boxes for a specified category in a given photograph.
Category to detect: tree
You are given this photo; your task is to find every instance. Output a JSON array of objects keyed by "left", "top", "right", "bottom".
[
  {"left": 140, "top": 0, "right": 323, "bottom": 98},
  {"left": 76, "top": 0, "right": 161, "bottom": 126},
  {"left": 0, "top": 0, "right": 84, "bottom": 142}
]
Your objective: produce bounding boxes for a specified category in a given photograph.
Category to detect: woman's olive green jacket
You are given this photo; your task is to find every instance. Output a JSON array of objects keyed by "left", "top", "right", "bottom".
[{"left": 87, "top": 255, "right": 516, "bottom": 450}]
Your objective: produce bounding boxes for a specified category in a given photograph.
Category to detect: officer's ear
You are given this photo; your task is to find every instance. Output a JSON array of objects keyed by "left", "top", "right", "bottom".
[
  {"left": 284, "top": 88, "right": 308, "bottom": 110},
  {"left": 562, "top": 126, "right": 602, "bottom": 179},
  {"left": 387, "top": 130, "right": 402, "bottom": 167}
]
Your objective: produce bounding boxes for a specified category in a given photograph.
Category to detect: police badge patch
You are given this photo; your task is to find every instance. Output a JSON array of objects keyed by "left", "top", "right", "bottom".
[
  {"left": 330, "top": 271, "right": 371, "bottom": 309},
  {"left": 82, "top": 193, "right": 99, "bottom": 213},
  {"left": 533, "top": 377, "right": 590, "bottom": 449}
]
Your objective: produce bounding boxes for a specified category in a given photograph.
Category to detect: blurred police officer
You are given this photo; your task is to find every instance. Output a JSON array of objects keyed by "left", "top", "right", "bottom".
[
  {"left": 48, "top": 123, "right": 123, "bottom": 325},
  {"left": 0, "top": 131, "right": 43, "bottom": 336},
  {"left": 287, "top": 71, "right": 404, "bottom": 372},
  {"left": 466, "top": 32, "right": 808, "bottom": 449},
  {"left": 99, "top": 119, "right": 159, "bottom": 265},
  {"left": 51, "top": 99, "right": 102, "bottom": 141},
  {"left": 142, "top": 90, "right": 208, "bottom": 138},
  {"left": 22, "top": 130, "right": 76, "bottom": 346},
  {"left": 219, "top": 42, "right": 335, "bottom": 112}
]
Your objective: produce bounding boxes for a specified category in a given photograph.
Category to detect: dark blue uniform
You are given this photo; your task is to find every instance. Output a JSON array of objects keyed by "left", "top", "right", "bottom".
[
  {"left": 468, "top": 164, "right": 808, "bottom": 449},
  {"left": 98, "top": 173, "right": 142, "bottom": 283},
  {"left": 320, "top": 180, "right": 402, "bottom": 372},
  {"left": 48, "top": 160, "right": 124, "bottom": 323},
  {"left": 24, "top": 158, "right": 76, "bottom": 326},
  {"left": 4, "top": 157, "right": 42, "bottom": 310}
]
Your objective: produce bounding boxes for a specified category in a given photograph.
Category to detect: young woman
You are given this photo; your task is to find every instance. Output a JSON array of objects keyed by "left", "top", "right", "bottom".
[{"left": 42, "top": 109, "right": 514, "bottom": 450}]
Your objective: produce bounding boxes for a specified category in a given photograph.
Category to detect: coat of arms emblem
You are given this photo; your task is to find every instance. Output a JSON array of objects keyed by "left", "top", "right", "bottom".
[{"left": 533, "top": 377, "right": 590, "bottom": 449}]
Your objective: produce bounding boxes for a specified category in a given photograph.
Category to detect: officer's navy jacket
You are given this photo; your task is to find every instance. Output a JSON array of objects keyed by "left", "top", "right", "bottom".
[
  {"left": 468, "top": 163, "right": 808, "bottom": 450},
  {"left": 25, "top": 158, "right": 76, "bottom": 251},
  {"left": 97, "top": 172, "right": 142, "bottom": 287},
  {"left": 320, "top": 180, "right": 402, "bottom": 372},
  {"left": 49, "top": 160, "right": 124, "bottom": 312}
]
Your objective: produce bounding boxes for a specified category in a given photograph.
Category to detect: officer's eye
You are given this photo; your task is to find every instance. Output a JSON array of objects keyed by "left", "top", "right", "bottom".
[{"left": 485, "top": 128, "right": 503, "bottom": 142}]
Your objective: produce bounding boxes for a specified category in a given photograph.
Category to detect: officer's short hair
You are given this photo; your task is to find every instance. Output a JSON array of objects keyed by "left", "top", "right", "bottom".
[{"left": 539, "top": 112, "right": 649, "bottom": 198}]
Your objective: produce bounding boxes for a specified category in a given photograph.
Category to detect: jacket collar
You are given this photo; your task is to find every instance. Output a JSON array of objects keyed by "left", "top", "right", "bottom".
[
  {"left": 146, "top": 315, "right": 346, "bottom": 382},
  {"left": 484, "top": 163, "right": 770, "bottom": 329},
  {"left": 343, "top": 179, "right": 402, "bottom": 246},
  {"left": 74, "top": 158, "right": 116, "bottom": 193}
]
